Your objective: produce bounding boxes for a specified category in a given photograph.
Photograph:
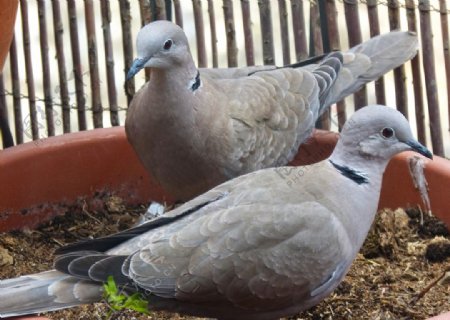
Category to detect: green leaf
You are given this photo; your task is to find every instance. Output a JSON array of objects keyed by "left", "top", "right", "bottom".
[{"left": 102, "top": 275, "right": 150, "bottom": 317}]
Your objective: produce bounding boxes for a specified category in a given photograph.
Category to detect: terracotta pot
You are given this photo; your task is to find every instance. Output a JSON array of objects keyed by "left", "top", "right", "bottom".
[
  {"left": 0, "top": 0, "right": 18, "bottom": 71},
  {"left": 0, "top": 127, "right": 449, "bottom": 231},
  {"left": 1, "top": 128, "right": 449, "bottom": 320}
]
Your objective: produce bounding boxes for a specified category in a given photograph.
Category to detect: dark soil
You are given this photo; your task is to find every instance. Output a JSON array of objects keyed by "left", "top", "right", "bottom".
[{"left": 0, "top": 197, "right": 449, "bottom": 320}]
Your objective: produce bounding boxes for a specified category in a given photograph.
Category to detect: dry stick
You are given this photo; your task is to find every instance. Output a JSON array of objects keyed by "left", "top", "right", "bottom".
[
  {"left": 53, "top": 0, "right": 72, "bottom": 133},
  {"left": 241, "top": 0, "right": 254, "bottom": 66},
  {"left": 66, "top": 0, "right": 86, "bottom": 131},
  {"left": 20, "top": 0, "right": 39, "bottom": 140},
  {"left": 9, "top": 36, "right": 23, "bottom": 144},
  {"left": 291, "top": 0, "right": 308, "bottom": 61},
  {"left": 119, "top": 0, "right": 135, "bottom": 105},
  {"left": 278, "top": 0, "right": 290, "bottom": 65},
  {"left": 343, "top": 0, "right": 367, "bottom": 109},
  {"left": 439, "top": 0, "right": 450, "bottom": 132},
  {"left": 223, "top": 0, "right": 237, "bottom": 67},
  {"left": 419, "top": 0, "right": 444, "bottom": 156},
  {"left": 326, "top": 0, "right": 346, "bottom": 131},
  {"left": 37, "top": 0, "right": 55, "bottom": 136},
  {"left": 192, "top": 0, "right": 207, "bottom": 68},
  {"left": 410, "top": 266, "right": 450, "bottom": 304},
  {"left": 84, "top": 0, "right": 103, "bottom": 128},
  {"left": 366, "top": 0, "right": 386, "bottom": 105},
  {"left": 173, "top": 0, "right": 183, "bottom": 27},
  {"left": 258, "top": 0, "right": 274, "bottom": 65},
  {"left": 100, "top": 0, "right": 119, "bottom": 126},
  {"left": 405, "top": 0, "right": 426, "bottom": 144},
  {"left": 207, "top": 0, "right": 218, "bottom": 67},
  {"left": 311, "top": 1, "right": 330, "bottom": 131},
  {"left": 388, "top": 0, "right": 409, "bottom": 119}
]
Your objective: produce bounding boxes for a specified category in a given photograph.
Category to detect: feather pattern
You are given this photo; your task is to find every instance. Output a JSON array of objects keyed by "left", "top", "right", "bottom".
[{"left": 125, "top": 21, "right": 418, "bottom": 200}]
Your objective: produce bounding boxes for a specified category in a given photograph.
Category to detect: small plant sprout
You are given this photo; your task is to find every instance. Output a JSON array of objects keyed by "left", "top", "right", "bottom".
[{"left": 102, "top": 275, "right": 149, "bottom": 318}]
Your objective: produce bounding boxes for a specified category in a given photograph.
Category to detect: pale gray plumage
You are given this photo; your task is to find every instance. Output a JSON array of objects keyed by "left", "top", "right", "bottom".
[
  {"left": 125, "top": 20, "right": 419, "bottom": 201},
  {"left": 0, "top": 105, "right": 432, "bottom": 319}
]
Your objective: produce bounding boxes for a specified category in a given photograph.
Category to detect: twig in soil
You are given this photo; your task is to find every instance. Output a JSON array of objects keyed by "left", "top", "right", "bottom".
[
  {"left": 410, "top": 266, "right": 450, "bottom": 305},
  {"left": 82, "top": 201, "right": 103, "bottom": 224},
  {"left": 51, "top": 237, "right": 65, "bottom": 247}
]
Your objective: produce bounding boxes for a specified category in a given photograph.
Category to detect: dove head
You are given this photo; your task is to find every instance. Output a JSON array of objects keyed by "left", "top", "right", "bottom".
[
  {"left": 330, "top": 105, "right": 432, "bottom": 171},
  {"left": 127, "top": 20, "right": 192, "bottom": 80}
]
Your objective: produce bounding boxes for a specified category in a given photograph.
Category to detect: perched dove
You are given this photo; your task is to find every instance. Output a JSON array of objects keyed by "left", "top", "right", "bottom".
[
  {"left": 0, "top": 105, "right": 432, "bottom": 319},
  {"left": 125, "top": 20, "right": 419, "bottom": 201}
]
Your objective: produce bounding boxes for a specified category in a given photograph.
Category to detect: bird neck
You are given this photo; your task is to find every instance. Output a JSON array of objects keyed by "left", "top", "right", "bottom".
[
  {"left": 150, "top": 62, "right": 199, "bottom": 92},
  {"left": 329, "top": 138, "right": 391, "bottom": 183}
]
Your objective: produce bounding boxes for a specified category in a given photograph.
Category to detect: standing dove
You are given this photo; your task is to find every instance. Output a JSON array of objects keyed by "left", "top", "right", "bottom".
[
  {"left": 125, "top": 20, "right": 419, "bottom": 201},
  {"left": 0, "top": 105, "right": 432, "bottom": 319}
]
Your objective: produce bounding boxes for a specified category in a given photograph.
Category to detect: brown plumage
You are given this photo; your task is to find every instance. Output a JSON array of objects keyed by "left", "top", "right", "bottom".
[{"left": 125, "top": 21, "right": 418, "bottom": 201}]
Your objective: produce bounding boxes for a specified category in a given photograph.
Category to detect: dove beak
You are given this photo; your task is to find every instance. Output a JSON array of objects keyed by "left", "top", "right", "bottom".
[
  {"left": 406, "top": 140, "right": 433, "bottom": 159},
  {"left": 126, "top": 57, "right": 149, "bottom": 81}
]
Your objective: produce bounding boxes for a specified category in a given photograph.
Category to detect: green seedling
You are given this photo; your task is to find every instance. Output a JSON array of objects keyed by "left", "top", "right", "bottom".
[{"left": 103, "top": 275, "right": 149, "bottom": 318}]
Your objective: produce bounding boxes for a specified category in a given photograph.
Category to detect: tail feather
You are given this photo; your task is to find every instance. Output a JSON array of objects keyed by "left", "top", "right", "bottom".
[
  {"left": 324, "top": 30, "right": 418, "bottom": 108},
  {"left": 0, "top": 270, "right": 102, "bottom": 318}
]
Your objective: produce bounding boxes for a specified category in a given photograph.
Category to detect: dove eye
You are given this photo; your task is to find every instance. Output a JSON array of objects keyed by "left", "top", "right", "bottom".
[
  {"left": 381, "top": 127, "right": 395, "bottom": 138},
  {"left": 163, "top": 39, "right": 173, "bottom": 50}
]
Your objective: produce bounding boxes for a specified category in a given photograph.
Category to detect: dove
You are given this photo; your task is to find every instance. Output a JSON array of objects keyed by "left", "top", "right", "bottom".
[
  {"left": 125, "top": 20, "right": 419, "bottom": 201},
  {"left": 0, "top": 105, "right": 432, "bottom": 319}
]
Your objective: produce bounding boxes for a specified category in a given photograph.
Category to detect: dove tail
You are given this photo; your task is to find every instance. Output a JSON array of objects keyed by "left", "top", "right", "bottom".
[
  {"left": 325, "top": 30, "right": 419, "bottom": 108},
  {"left": 0, "top": 270, "right": 102, "bottom": 318}
]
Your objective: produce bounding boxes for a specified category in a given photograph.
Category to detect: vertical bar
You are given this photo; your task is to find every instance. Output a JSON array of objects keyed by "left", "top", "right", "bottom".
[
  {"left": 192, "top": 0, "right": 207, "bottom": 67},
  {"left": 9, "top": 35, "right": 23, "bottom": 144},
  {"left": 318, "top": 0, "right": 330, "bottom": 53},
  {"left": 310, "top": 1, "right": 323, "bottom": 56},
  {"left": 165, "top": 0, "right": 171, "bottom": 20},
  {"left": 439, "top": 0, "right": 450, "bottom": 132},
  {"left": 311, "top": 1, "right": 329, "bottom": 130},
  {"left": 388, "top": 0, "right": 401, "bottom": 29},
  {"left": 241, "top": 0, "right": 254, "bottom": 66},
  {"left": 139, "top": 0, "right": 152, "bottom": 26},
  {"left": 0, "top": 75, "right": 14, "bottom": 148},
  {"left": 150, "top": 0, "right": 167, "bottom": 20},
  {"left": 406, "top": 0, "right": 426, "bottom": 144},
  {"left": 37, "top": 0, "right": 55, "bottom": 137},
  {"left": 419, "top": 0, "right": 444, "bottom": 156},
  {"left": 84, "top": 0, "right": 103, "bottom": 128},
  {"left": 207, "top": 0, "right": 218, "bottom": 67},
  {"left": 326, "top": 0, "right": 346, "bottom": 131},
  {"left": 119, "top": 0, "right": 135, "bottom": 105},
  {"left": 258, "top": 0, "right": 274, "bottom": 65},
  {"left": 20, "top": 0, "right": 39, "bottom": 140},
  {"left": 278, "top": 0, "right": 290, "bottom": 65},
  {"left": 100, "top": 0, "right": 119, "bottom": 126},
  {"left": 366, "top": 0, "right": 386, "bottom": 105},
  {"left": 326, "top": 0, "right": 342, "bottom": 52},
  {"left": 141, "top": 1, "right": 156, "bottom": 87},
  {"left": 173, "top": 0, "right": 183, "bottom": 27},
  {"left": 223, "top": 0, "right": 237, "bottom": 67},
  {"left": 53, "top": 0, "right": 71, "bottom": 133},
  {"left": 66, "top": 0, "right": 86, "bottom": 131},
  {"left": 291, "top": 0, "right": 308, "bottom": 61},
  {"left": 343, "top": 0, "right": 367, "bottom": 109},
  {"left": 388, "top": 0, "right": 408, "bottom": 119}
]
